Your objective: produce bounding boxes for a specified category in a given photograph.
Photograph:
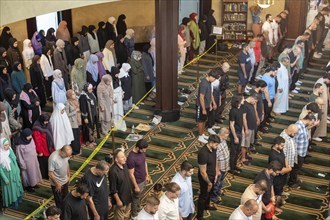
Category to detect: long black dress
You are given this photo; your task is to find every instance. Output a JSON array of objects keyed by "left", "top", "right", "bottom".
[
  {"left": 115, "top": 40, "right": 128, "bottom": 67},
  {"left": 20, "top": 87, "right": 41, "bottom": 129},
  {"left": 30, "top": 62, "right": 46, "bottom": 108}
]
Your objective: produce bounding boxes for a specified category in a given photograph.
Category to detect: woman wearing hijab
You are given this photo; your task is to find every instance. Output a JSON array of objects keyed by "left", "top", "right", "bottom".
[
  {"left": 115, "top": 35, "right": 128, "bottom": 67},
  {"left": 32, "top": 113, "right": 54, "bottom": 179},
  {"left": 50, "top": 103, "right": 74, "bottom": 150},
  {"left": 86, "top": 54, "right": 100, "bottom": 94},
  {"left": 189, "top": 13, "right": 200, "bottom": 60},
  {"left": 0, "top": 102, "right": 12, "bottom": 141},
  {"left": 87, "top": 25, "right": 100, "bottom": 54},
  {"left": 20, "top": 83, "right": 41, "bottom": 129},
  {"left": 30, "top": 55, "right": 46, "bottom": 108},
  {"left": 38, "top": 30, "right": 46, "bottom": 47},
  {"left": 0, "top": 47, "right": 11, "bottom": 73},
  {"left": 0, "top": 137, "right": 24, "bottom": 208},
  {"left": 110, "top": 66, "right": 126, "bottom": 132},
  {"left": 119, "top": 63, "right": 133, "bottom": 113},
  {"left": 46, "top": 28, "right": 57, "bottom": 44},
  {"left": 206, "top": 9, "right": 217, "bottom": 50},
  {"left": 11, "top": 62, "right": 27, "bottom": 95},
  {"left": 181, "top": 17, "right": 192, "bottom": 63},
  {"left": 141, "top": 45, "right": 154, "bottom": 91},
  {"left": 0, "top": 27, "right": 13, "bottom": 50},
  {"left": 31, "top": 32, "right": 42, "bottom": 56},
  {"left": 53, "top": 39, "right": 69, "bottom": 89},
  {"left": 40, "top": 46, "right": 54, "bottom": 100},
  {"left": 97, "top": 21, "right": 107, "bottom": 50},
  {"left": 103, "top": 40, "right": 117, "bottom": 72},
  {"left": 117, "top": 14, "right": 127, "bottom": 36},
  {"left": 124, "top": 29, "right": 135, "bottom": 56},
  {"left": 71, "top": 58, "right": 86, "bottom": 95},
  {"left": 130, "top": 51, "right": 146, "bottom": 105},
  {"left": 97, "top": 75, "right": 113, "bottom": 135},
  {"left": 22, "top": 39, "right": 35, "bottom": 69},
  {"left": 106, "top": 16, "right": 118, "bottom": 41},
  {"left": 3, "top": 88, "right": 21, "bottom": 134},
  {"left": 76, "top": 25, "right": 91, "bottom": 61},
  {"left": 79, "top": 83, "right": 99, "bottom": 146},
  {"left": 0, "top": 65, "right": 12, "bottom": 101},
  {"left": 7, "top": 38, "right": 23, "bottom": 69},
  {"left": 178, "top": 25, "right": 187, "bottom": 74},
  {"left": 66, "top": 90, "right": 81, "bottom": 155},
  {"left": 95, "top": 52, "right": 107, "bottom": 79},
  {"left": 15, "top": 128, "right": 42, "bottom": 192},
  {"left": 198, "top": 15, "right": 208, "bottom": 55},
  {"left": 52, "top": 69, "right": 67, "bottom": 105},
  {"left": 66, "top": 37, "right": 81, "bottom": 66},
  {"left": 56, "top": 20, "right": 71, "bottom": 43}
]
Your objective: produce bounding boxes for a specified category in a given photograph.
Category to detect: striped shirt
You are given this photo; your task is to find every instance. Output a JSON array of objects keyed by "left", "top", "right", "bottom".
[
  {"left": 280, "top": 130, "right": 297, "bottom": 167},
  {"left": 216, "top": 139, "right": 230, "bottom": 172},
  {"left": 294, "top": 120, "right": 309, "bottom": 157}
]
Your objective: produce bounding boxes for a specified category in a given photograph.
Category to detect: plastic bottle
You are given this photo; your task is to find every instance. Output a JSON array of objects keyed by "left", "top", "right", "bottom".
[{"left": 131, "top": 125, "right": 135, "bottom": 134}]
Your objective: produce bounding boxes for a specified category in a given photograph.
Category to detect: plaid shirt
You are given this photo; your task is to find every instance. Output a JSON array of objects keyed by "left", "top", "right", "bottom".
[
  {"left": 294, "top": 120, "right": 309, "bottom": 157},
  {"left": 216, "top": 139, "right": 230, "bottom": 172},
  {"left": 280, "top": 130, "right": 297, "bottom": 167}
]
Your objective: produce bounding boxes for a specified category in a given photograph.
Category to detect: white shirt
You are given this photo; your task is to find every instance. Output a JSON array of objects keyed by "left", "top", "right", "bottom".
[
  {"left": 158, "top": 194, "right": 179, "bottom": 220},
  {"left": 271, "top": 21, "right": 279, "bottom": 44},
  {"left": 229, "top": 206, "right": 252, "bottom": 220},
  {"left": 136, "top": 208, "right": 159, "bottom": 220},
  {"left": 262, "top": 21, "right": 273, "bottom": 45}
]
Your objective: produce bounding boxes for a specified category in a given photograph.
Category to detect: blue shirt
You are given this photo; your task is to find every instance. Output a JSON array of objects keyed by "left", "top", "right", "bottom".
[
  {"left": 171, "top": 172, "right": 194, "bottom": 218},
  {"left": 261, "top": 74, "right": 275, "bottom": 100},
  {"left": 294, "top": 120, "right": 309, "bottom": 157}
]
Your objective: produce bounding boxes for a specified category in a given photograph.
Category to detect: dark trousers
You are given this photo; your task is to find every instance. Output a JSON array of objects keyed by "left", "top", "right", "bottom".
[
  {"left": 316, "top": 29, "right": 329, "bottom": 53},
  {"left": 229, "top": 132, "right": 242, "bottom": 170},
  {"left": 88, "top": 207, "right": 109, "bottom": 220},
  {"left": 207, "top": 108, "right": 215, "bottom": 129},
  {"left": 218, "top": 93, "right": 226, "bottom": 117},
  {"left": 145, "top": 82, "right": 153, "bottom": 92},
  {"left": 38, "top": 156, "right": 49, "bottom": 179},
  {"left": 273, "top": 173, "right": 287, "bottom": 195},
  {"left": 290, "top": 69, "right": 300, "bottom": 91},
  {"left": 182, "top": 214, "right": 193, "bottom": 220},
  {"left": 250, "top": 63, "right": 259, "bottom": 83},
  {"left": 288, "top": 156, "right": 305, "bottom": 186},
  {"left": 44, "top": 75, "right": 53, "bottom": 98},
  {"left": 197, "top": 174, "right": 215, "bottom": 219},
  {"left": 261, "top": 99, "right": 274, "bottom": 128},
  {"left": 51, "top": 182, "right": 69, "bottom": 209},
  {"left": 71, "top": 127, "right": 81, "bottom": 155}
]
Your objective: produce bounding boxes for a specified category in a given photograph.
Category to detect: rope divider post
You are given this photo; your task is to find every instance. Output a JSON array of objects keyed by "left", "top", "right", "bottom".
[{"left": 24, "top": 39, "right": 218, "bottom": 220}]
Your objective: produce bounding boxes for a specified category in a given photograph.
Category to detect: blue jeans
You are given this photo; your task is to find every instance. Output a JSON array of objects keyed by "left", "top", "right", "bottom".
[{"left": 210, "top": 171, "right": 227, "bottom": 202}]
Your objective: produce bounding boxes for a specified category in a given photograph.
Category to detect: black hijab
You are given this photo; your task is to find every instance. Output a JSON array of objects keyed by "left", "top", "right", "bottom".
[
  {"left": 8, "top": 37, "right": 18, "bottom": 50},
  {"left": 0, "top": 27, "right": 13, "bottom": 50},
  {"left": 17, "top": 128, "right": 33, "bottom": 145},
  {"left": 117, "top": 14, "right": 127, "bottom": 36},
  {"left": 4, "top": 88, "right": 18, "bottom": 108},
  {"left": 79, "top": 26, "right": 88, "bottom": 36},
  {"left": 12, "top": 61, "right": 21, "bottom": 72},
  {"left": 46, "top": 28, "right": 56, "bottom": 42},
  {"left": 23, "top": 83, "right": 39, "bottom": 103},
  {"left": 88, "top": 25, "right": 96, "bottom": 40},
  {"left": 32, "top": 113, "right": 55, "bottom": 154},
  {"left": 110, "top": 66, "right": 120, "bottom": 89},
  {"left": 0, "top": 65, "right": 8, "bottom": 81}
]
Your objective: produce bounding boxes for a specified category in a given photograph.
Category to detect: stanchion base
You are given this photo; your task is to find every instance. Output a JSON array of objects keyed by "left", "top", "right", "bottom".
[{"left": 154, "top": 109, "right": 180, "bottom": 122}]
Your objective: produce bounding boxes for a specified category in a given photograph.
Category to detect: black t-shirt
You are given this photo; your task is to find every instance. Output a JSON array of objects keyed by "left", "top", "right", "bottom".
[
  {"left": 229, "top": 107, "right": 245, "bottom": 133},
  {"left": 242, "top": 101, "right": 257, "bottom": 130},
  {"left": 250, "top": 89, "right": 263, "bottom": 119},
  {"left": 197, "top": 78, "right": 212, "bottom": 107},
  {"left": 108, "top": 163, "right": 133, "bottom": 206},
  {"left": 62, "top": 192, "right": 88, "bottom": 220},
  {"left": 268, "top": 149, "right": 285, "bottom": 169},
  {"left": 238, "top": 51, "right": 252, "bottom": 75},
  {"left": 254, "top": 169, "right": 273, "bottom": 205},
  {"left": 198, "top": 145, "right": 217, "bottom": 178},
  {"left": 83, "top": 169, "right": 108, "bottom": 216}
]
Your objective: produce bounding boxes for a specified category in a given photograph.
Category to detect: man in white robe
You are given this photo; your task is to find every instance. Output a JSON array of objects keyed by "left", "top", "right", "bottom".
[{"left": 273, "top": 57, "right": 290, "bottom": 114}]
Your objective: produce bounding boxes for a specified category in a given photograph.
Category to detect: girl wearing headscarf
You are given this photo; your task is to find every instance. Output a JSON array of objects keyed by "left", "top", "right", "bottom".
[
  {"left": 0, "top": 47, "right": 11, "bottom": 73},
  {"left": 31, "top": 32, "right": 42, "bottom": 56},
  {"left": 141, "top": 44, "right": 155, "bottom": 91},
  {"left": 0, "top": 65, "right": 12, "bottom": 101},
  {"left": 20, "top": 83, "right": 41, "bottom": 129},
  {"left": 71, "top": 58, "right": 86, "bottom": 95},
  {"left": 38, "top": 30, "right": 46, "bottom": 47},
  {"left": 86, "top": 54, "right": 101, "bottom": 94},
  {"left": 110, "top": 67, "right": 126, "bottom": 132},
  {"left": 46, "top": 28, "right": 57, "bottom": 44},
  {"left": 97, "top": 21, "right": 107, "bottom": 50},
  {"left": 22, "top": 39, "right": 35, "bottom": 69},
  {"left": 32, "top": 113, "right": 54, "bottom": 179},
  {"left": 52, "top": 69, "right": 67, "bottom": 105},
  {"left": 11, "top": 62, "right": 27, "bottom": 94},
  {"left": 66, "top": 90, "right": 81, "bottom": 155},
  {"left": 0, "top": 27, "right": 13, "bottom": 50},
  {"left": 130, "top": 51, "right": 146, "bottom": 105},
  {"left": 15, "top": 128, "right": 42, "bottom": 192},
  {"left": 189, "top": 13, "right": 200, "bottom": 60},
  {"left": 124, "top": 29, "right": 135, "bottom": 56},
  {"left": 115, "top": 35, "right": 128, "bottom": 67},
  {"left": 50, "top": 103, "right": 74, "bottom": 150},
  {"left": 30, "top": 55, "right": 46, "bottom": 108},
  {"left": 53, "top": 39, "right": 69, "bottom": 89},
  {"left": 0, "top": 137, "right": 24, "bottom": 208},
  {"left": 181, "top": 17, "right": 192, "bottom": 63},
  {"left": 56, "top": 20, "right": 71, "bottom": 42},
  {"left": 66, "top": 37, "right": 81, "bottom": 66},
  {"left": 97, "top": 75, "right": 113, "bottom": 135},
  {"left": 106, "top": 16, "right": 118, "bottom": 41},
  {"left": 117, "top": 14, "right": 127, "bottom": 36},
  {"left": 0, "top": 102, "right": 12, "bottom": 142},
  {"left": 119, "top": 63, "right": 133, "bottom": 113},
  {"left": 3, "top": 88, "right": 21, "bottom": 134},
  {"left": 6, "top": 38, "right": 23, "bottom": 69},
  {"left": 178, "top": 25, "right": 187, "bottom": 74},
  {"left": 103, "top": 40, "right": 117, "bottom": 72},
  {"left": 76, "top": 25, "right": 91, "bottom": 61},
  {"left": 79, "top": 83, "right": 99, "bottom": 146},
  {"left": 87, "top": 25, "right": 100, "bottom": 54},
  {"left": 40, "top": 46, "right": 54, "bottom": 100},
  {"left": 95, "top": 52, "right": 107, "bottom": 79}
]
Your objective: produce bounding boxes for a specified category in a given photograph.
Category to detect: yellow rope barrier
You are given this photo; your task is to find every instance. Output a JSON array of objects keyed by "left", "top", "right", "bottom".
[{"left": 24, "top": 40, "right": 218, "bottom": 219}]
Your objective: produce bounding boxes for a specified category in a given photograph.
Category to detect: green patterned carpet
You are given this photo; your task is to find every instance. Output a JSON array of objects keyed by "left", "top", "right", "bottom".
[{"left": 2, "top": 50, "right": 329, "bottom": 220}]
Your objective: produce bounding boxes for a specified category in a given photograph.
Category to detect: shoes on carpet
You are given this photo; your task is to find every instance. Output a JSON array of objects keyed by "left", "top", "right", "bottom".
[
  {"left": 313, "top": 52, "right": 322, "bottom": 58},
  {"left": 212, "top": 125, "right": 221, "bottom": 130},
  {"left": 246, "top": 154, "right": 253, "bottom": 161},
  {"left": 295, "top": 87, "right": 301, "bottom": 91},
  {"left": 292, "top": 89, "right": 299, "bottom": 94},
  {"left": 312, "top": 137, "right": 322, "bottom": 142},
  {"left": 208, "top": 128, "right": 217, "bottom": 135},
  {"left": 297, "top": 80, "right": 302, "bottom": 84},
  {"left": 202, "top": 134, "right": 209, "bottom": 140},
  {"left": 295, "top": 82, "right": 301, "bottom": 86},
  {"left": 198, "top": 135, "right": 208, "bottom": 144},
  {"left": 281, "top": 191, "right": 290, "bottom": 196}
]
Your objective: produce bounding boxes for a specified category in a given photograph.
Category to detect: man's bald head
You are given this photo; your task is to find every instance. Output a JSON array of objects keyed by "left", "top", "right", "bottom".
[
  {"left": 222, "top": 62, "right": 230, "bottom": 73},
  {"left": 287, "top": 124, "right": 298, "bottom": 134}
]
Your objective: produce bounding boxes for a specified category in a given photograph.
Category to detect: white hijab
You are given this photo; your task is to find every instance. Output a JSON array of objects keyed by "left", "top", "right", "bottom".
[
  {"left": 108, "top": 16, "right": 118, "bottom": 37},
  {"left": 118, "top": 63, "right": 131, "bottom": 79},
  {"left": 0, "top": 138, "right": 11, "bottom": 171},
  {"left": 50, "top": 103, "right": 74, "bottom": 150}
]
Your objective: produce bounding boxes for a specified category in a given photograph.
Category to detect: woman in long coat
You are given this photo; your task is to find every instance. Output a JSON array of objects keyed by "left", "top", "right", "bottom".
[
  {"left": 53, "top": 39, "right": 69, "bottom": 89},
  {"left": 124, "top": 29, "right": 135, "bottom": 56},
  {"left": 20, "top": 83, "right": 41, "bottom": 129},
  {"left": 129, "top": 51, "right": 146, "bottom": 105},
  {"left": 52, "top": 69, "right": 67, "bottom": 105},
  {"left": 86, "top": 54, "right": 101, "bottom": 94},
  {"left": 15, "top": 128, "right": 42, "bottom": 192},
  {"left": 66, "top": 90, "right": 81, "bottom": 155},
  {"left": 6, "top": 38, "right": 23, "bottom": 70},
  {"left": 30, "top": 55, "right": 46, "bottom": 108},
  {"left": 70, "top": 58, "right": 86, "bottom": 95},
  {"left": 103, "top": 40, "right": 117, "bottom": 72},
  {"left": 97, "top": 75, "right": 113, "bottom": 135},
  {"left": 0, "top": 137, "right": 24, "bottom": 208},
  {"left": 11, "top": 62, "right": 27, "bottom": 95}
]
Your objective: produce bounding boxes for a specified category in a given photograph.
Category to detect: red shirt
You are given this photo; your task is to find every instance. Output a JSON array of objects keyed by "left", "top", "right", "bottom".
[
  {"left": 32, "top": 130, "right": 52, "bottom": 157},
  {"left": 253, "top": 39, "right": 261, "bottom": 62},
  {"left": 264, "top": 203, "right": 275, "bottom": 219}
]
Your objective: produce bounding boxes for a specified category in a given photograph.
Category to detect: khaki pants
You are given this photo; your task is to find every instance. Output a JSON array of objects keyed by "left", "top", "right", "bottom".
[
  {"left": 114, "top": 203, "right": 131, "bottom": 220},
  {"left": 100, "top": 120, "right": 111, "bottom": 135},
  {"left": 132, "top": 181, "right": 146, "bottom": 217}
]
